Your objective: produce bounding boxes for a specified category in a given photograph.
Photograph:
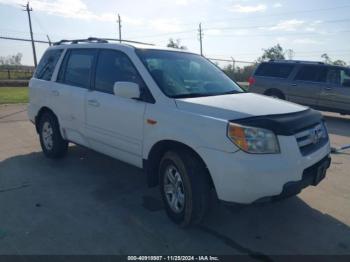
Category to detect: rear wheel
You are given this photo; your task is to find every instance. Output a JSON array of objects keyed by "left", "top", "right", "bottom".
[
  {"left": 159, "top": 150, "right": 211, "bottom": 227},
  {"left": 38, "top": 112, "right": 68, "bottom": 158}
]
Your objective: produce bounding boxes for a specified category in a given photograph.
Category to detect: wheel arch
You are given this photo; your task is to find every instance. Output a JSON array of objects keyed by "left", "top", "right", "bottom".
[
  {"left": 144, "top": 140, "right": 215, "bottom": 191},
  {"left": 264, "top": 88, "right": 285, "bottom": 99},
  {"left": 35, "top": 107, "right": 61, "bottom": 134}
]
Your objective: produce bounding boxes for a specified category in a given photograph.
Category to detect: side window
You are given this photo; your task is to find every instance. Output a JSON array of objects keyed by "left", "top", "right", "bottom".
[
  {"left": 294, "top": 65, "right": 327, "bottom": 82},
  {"left": 94, "top": 49, "right": 145, "bottom": 94},
  {"left": 327, "top": 68, "right": 340, "bottom": 85},
  {"left": 340, "top": 69, "right": 350, "bottom": 87},
  {"left": 58, "top": 49, "right": 96, "bottom": 89},
  {"left": 34, "top": 49, "right": 63, "bottom": 81},
  {"left": 255, "top": 63, "right": 294, "bottom": 78}
]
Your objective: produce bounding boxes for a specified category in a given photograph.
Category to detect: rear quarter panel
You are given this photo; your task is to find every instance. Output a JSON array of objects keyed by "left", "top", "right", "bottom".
[
  {"left": 27, "top": 78, "right": 51, "bottom": 122},
  {"left": 251, "top": 76, "right": 289, "bottom": 95}
]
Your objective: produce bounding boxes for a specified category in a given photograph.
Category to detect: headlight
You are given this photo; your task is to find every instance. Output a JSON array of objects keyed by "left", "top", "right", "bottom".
[{"left": 227, "top": 123, "right": 280, "bottom": 154}]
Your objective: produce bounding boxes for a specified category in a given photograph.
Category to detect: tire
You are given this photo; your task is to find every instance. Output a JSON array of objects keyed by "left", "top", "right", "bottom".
[
  {"left": 159, "top": 150, "right": 211, "bottom": 227},
  {"left": 265, "top": 90, "right": 285, "bottom": 100},
  {"left": 38, "top": 112, "right": 68, "bottom": 158}
]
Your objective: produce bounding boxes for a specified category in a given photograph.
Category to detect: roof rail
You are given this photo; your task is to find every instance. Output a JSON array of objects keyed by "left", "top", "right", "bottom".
[
  {"left": 53, "top": 37, "right": 107, "bottom": 45},
  {"left": 103, "top": 38, "right": 155, "bottom": 46},
  {"left": 269, "top": 59, "right": 325, "bottom": 65},
  {"left": 53, "top": 37, "right": 154, "bottom": 46}
]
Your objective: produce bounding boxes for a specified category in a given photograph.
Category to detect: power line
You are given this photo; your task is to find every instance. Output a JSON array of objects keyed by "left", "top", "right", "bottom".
[
  {"left": 127, "top": 29, "right": 196, "bottom": 39},
  {"left": 208, "top": 49, "right": 350, "bottom": 57},
  {"left": 205, "top": 18, "right": 350, "bottom": 31},
  {"left": 208, "top": 57, "right": 254, "bottom": 64},
  {"left": 208, "top": 29, "right": 350, "bottom": 39},
  {"left": 178, "top": 5, "right": 350, "bottom": 26},
  {"left": 127, "top": 18, "right": 350, "bottom": 41},
  {"left": 0, "top": 36, "right": 49, "bottom": 44}
]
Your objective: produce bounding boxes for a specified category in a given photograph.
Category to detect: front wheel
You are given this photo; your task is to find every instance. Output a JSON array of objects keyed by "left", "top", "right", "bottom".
[
  {"left": 38, "top": 112, "right": 68, "bottom": 158},
  {"left": 159, "top": 150, "right": 211, "bottom": 227}
]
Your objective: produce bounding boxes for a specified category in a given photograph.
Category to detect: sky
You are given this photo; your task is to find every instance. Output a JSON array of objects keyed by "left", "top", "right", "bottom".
[{"left": 0, "top": 0, "right": 349, "bottom": 66}]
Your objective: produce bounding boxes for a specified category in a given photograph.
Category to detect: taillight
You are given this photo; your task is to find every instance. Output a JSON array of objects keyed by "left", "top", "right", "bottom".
[{"left": 248, "top": 76, "right": 256, "bottom": 87}]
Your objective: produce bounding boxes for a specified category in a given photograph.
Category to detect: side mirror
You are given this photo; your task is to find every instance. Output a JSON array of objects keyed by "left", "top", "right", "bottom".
[{"left": 113, "top": 82, "right": 140, "bottom": 100}]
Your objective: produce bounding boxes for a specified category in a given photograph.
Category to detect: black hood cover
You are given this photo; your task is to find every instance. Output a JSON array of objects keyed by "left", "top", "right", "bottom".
[{"left": 231, "top": 108, "right": 323, "bottom": 136}]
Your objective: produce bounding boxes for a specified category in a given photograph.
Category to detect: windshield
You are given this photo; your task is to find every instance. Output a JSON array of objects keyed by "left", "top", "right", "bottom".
[{"left": 136, "top": 49, "right": 244, "bottom": 98}]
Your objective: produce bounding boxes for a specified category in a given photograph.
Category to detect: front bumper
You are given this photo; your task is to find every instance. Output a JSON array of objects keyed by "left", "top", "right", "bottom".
[
  {"left": 197, "top": 135, "right": 331, "bottom": 204},
  {"left": 253, "top": 155, "right": 331, "bottom": 203}
]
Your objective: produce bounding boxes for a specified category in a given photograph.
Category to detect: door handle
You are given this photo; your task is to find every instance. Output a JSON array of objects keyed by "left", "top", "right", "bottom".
[
  {"left": 87, "top": 99, "right": 100, "bottom": 107},
  {"left": 291, "top": 83, "right": 297, "bottom": 87},
  {"left": 51, "top": 90, "right": 60, "bottom": 96},
  {"left": 325, "top": 87, "right": 332, "bottom": 90}
]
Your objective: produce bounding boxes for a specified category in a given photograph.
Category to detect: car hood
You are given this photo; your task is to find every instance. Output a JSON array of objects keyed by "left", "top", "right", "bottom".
[{"left": 175, "top": 93, "right": 308, "bottom": 120}]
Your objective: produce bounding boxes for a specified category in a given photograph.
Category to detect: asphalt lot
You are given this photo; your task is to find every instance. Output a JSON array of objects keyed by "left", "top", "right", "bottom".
[{"left": 0, "top": 104, "right": 349, "bottom": 256}]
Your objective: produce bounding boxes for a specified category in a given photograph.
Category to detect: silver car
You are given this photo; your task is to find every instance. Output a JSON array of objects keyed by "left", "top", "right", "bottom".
[{"left": 249, "top": 60, "right": 350, "bottom": 115}]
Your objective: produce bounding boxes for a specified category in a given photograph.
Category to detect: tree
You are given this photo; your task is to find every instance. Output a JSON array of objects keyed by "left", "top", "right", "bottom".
[
  {"left": 167, "top": 38, "right": 187, "bottom": 50},
  {"left": 285, "top": 49, "right": 295, "bottom": 60},
  {"left": 0, "top": 53, "right": 23, "bottom": 65},
  {"left": 259, "top": 44, "right": 285, "bottom": 61},
  {"left": 13, "top": 53, "right": 23, "bottom": 65},
  {"left": 223, "top": 64, "right": 235, "bottom": 80},
  {"left": 321, "top": 53, "right": 332, "bottom": 64},
  {"left": 333, "top": 60, "right": 347, "bottom": 66},
  {"left": 223, "top": 63, "right": 257, "bottom": 82},
  {"left": 321, "top": 53, "right": 347, "bottom": 66}
]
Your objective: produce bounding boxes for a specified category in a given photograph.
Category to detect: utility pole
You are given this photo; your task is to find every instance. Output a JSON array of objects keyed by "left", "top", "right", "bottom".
[
  {"left": 198, "top": 23, "right": 203, "bottom": 56},
  {"left": 117, "top": 14, "right": 122, "bottom": 43},
  {"left": 46, "top": 35, "right": 52, "bottom": 46},
  {"left": 23, "top": 2, "right": 37, "bottom": 67},
  {"left": 231, "top": 57, "right": 236, "bottom": 73}
]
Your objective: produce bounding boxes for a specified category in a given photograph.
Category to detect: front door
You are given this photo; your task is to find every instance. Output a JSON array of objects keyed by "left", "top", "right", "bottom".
[{"left": 85, "top": 49, "right": 146, "bottom": 167}]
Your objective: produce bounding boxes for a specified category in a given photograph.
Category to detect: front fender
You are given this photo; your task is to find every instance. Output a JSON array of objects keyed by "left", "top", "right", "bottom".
[{"left": 142, "top": 104, "right": 238, "bottom": 160}]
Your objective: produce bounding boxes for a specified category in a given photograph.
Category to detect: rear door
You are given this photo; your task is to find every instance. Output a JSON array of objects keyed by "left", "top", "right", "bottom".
[
  {"left": 53, "top": 48, "right": 97, "bottom": 146},
  {"left": 319, "top": 67, "right": 350, "bottom": 113},
  {"left": 288, "top": 65, "right": 328, "bottom": 106}
]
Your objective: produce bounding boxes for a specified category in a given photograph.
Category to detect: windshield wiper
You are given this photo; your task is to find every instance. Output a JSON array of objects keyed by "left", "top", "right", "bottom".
[
  {"left": 219, "top": 90, "right": 241, "bottom": 95},
  {"left": 172, "top": 90, "right": 241, "bottom": 99},
  {"left": 171, "top": 93, "right": 210, "bottom": 98}
]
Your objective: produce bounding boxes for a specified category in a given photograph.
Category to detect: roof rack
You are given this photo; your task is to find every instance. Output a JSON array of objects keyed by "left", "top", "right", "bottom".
[
  {"left": 269, "top": 59, "right": 325, "bottom": 65},
  {"left": 53, "top": 37, "right": 154, "bottom": 46}
]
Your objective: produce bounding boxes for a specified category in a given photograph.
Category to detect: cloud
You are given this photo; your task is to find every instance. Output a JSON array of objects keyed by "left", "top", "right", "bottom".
[
  {"left": 205, "top": 29, "right": 222, "bottom": 36},
  {"left": 268, "top": 19, "right": 305, "bottom": 31},
  {"left": 0, "top": 0, "right": 145, "bottom": 27},
  {"left": 293, "top": 38, "right": 322, "bottom": 45},
  {"left": 230, "top": 4, "right": 267, "bottom": 13},
  {"left": 273, "top": 3, "right": 282, "bottom": 8},
  {"left": 174, "top": 0, "right": 190, "bottom": 5},
  {"left": 149, "top": 19, "right": 184, "bottom": 33},
  {"left": 0, "top": 0, "right": 191, "bottom": 33}
]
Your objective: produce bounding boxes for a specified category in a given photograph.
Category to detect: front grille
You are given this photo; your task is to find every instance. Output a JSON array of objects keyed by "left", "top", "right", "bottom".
[{"left": 295, "top": 122, "right": 328, "bottom": 156}]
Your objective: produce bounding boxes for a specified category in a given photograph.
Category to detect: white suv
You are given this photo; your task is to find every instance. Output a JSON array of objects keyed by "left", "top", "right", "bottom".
[{"left": 28, "top": 38, "right": 331, "bottom": 226}]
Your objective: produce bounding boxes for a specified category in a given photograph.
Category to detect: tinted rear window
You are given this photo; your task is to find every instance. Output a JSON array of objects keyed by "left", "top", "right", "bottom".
[
  {"left": 34, "top": 49, "right": 63, "bottom": 81},
  {"left": 57, "top": 49, "right": 96, "bottom": 89},
  {"left": 255, "top": 63, "right": 294, "bottom": 78},
  {"left": 294, "top": 65, "right": 327, "bottom": 82}
]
